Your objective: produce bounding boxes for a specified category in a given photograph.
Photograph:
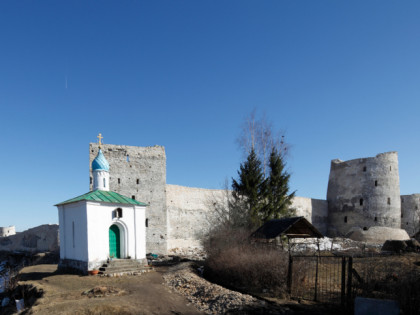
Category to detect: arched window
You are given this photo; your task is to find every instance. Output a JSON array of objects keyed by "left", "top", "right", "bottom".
[{"left": 115, "top": 208, "right": 122, "bottom": 218}]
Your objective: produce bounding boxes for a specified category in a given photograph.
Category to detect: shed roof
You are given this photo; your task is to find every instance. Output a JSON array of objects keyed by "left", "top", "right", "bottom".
[
  {"left": 55, "top": 190, "right": 147, "bottom": 207},
  {"left": 251, "top": 216, "right": 323, "bottom": 239}
]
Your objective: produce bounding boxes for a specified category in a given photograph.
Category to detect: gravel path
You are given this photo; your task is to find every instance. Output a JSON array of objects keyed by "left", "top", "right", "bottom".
[{"left": 163, "top": 262, "right": 292, "bottom": 314}]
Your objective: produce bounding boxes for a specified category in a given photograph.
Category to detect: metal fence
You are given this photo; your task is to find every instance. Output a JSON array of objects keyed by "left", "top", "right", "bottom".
[
  {"left": 288, "top": 255, "right": 350, "bottom": 305},
  {"left": 288, "top": 253, "right": 420, "bottom": 314}
]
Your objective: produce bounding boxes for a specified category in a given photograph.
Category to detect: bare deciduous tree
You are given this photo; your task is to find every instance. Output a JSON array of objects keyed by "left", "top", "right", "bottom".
[{"left": 236, "top": 109, "right": 289, "bottom": 177}]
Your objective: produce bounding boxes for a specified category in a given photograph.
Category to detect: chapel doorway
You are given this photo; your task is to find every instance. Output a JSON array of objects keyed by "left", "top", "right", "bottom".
[{"left": 109, "top": 224, "right": 121, "bottom": 258}]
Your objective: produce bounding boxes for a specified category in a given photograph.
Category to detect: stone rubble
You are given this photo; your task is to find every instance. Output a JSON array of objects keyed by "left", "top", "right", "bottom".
[
  {"left": 167, "top": 247, "right": 207, "bottom": 261},
  {"left": 163, "top": 262, "right": 267, "bottom": 314}
]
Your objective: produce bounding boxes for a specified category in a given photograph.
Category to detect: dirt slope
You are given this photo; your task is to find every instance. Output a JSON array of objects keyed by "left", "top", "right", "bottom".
[{"left": 16, "top": 264, "right": 204, "bottom": 315}]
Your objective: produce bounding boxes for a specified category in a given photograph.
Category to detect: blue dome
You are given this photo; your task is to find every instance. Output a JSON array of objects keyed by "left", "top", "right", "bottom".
[{"left": 92, "top": 149, "right": 109, "bottom": 171}]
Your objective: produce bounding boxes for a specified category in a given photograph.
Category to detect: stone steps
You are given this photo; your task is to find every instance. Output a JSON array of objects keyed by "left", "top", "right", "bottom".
[{"left": 98, "top": 259, "right": 153, "bottom": 276}]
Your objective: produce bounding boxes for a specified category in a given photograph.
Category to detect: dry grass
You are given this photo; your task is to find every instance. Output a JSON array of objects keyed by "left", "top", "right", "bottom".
[
  {"left": 204, "top": 227, "right": 289, "bottom": 296},
  {"left": 352, "top": 254, "right": 420, "bottom": 315}
]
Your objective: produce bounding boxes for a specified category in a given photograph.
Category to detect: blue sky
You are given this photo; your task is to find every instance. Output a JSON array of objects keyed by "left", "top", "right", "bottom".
[{"left": 1, "top": 1, "right": 419, "bottom": 231}]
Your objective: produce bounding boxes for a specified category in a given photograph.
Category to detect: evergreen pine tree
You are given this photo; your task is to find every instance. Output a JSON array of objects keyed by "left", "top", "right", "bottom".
[
  {"left": 232, "top": 148, "right": 266, "bottom": 228},
  {"left": 261, "top": 147, "right": 295, "bottom": 221}
]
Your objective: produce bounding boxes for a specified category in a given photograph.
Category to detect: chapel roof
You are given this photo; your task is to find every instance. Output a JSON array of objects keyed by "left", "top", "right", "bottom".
[
  {"left": 55, "top": 190, "right": 147, "bottom": 206},
  {"left": 92, "top": 149, "right": 109, "bottom": 171}
]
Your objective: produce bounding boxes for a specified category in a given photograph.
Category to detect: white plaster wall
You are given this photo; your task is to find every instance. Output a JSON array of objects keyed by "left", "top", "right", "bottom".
[
  {"left": 85, "top": 202, "right": 146, "bottom": 269},
  {"left": 59, "top": 202, "right": 88, "bottom": 261},
  {"left": 134, "top": 205, "right": 146, "bottom": 259},
  {"left": 93, "top": 170, "right": 110, "bottom": 191}
]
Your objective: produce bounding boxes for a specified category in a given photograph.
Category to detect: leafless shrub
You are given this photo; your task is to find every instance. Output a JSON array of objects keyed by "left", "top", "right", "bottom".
[
  {"left": 203, "top": 226, "right": 289, "bottom": 296},
  {"left": 353, "top": 254, "right": 420, "bottom": 315}
]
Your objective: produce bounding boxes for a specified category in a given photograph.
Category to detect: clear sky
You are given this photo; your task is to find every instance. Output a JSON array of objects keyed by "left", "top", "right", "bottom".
[{"left": 1, "top": 1, "right": 419, "bottom": 231}]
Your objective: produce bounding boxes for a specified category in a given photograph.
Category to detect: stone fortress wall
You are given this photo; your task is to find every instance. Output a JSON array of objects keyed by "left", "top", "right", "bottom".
[
  {"left": 401, "top": 194, "right": 420, "bottom": 237},
  {"left": 90, "top": 144, "right": 419, "bottom": 254},
  {"left": 327, "top": 152, "right": 402, "bottom": 237},
  {"left": 0, "top": 224, "right": 58, "bottom": 252},
  {"left": 0, "top": 226, "right": 16, "bottom": 237}
]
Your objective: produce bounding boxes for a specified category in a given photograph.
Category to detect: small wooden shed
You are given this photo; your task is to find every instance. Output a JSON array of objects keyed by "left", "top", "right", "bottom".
[{"left": 251, "top": 216, "right": 323, "bottom": 242}]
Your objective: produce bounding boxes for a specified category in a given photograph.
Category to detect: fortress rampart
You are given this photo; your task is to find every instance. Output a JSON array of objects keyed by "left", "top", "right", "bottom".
[
  {"left": 401, "top": 194, "right": 420, "bottom": 237},
  {"left": 89, "top": 144, "right": 418, "bottom": 254},
  {"left": 0, "top": 226, "right": 15, "bottom": 237},
  {"left": 327, "top": 152, "right": 401, "bottom": 236}
]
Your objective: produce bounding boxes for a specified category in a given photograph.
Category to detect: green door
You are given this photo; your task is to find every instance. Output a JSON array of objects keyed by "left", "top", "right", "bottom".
[{"left": 109, "top": 225, "right": 121, "bottom": 258}]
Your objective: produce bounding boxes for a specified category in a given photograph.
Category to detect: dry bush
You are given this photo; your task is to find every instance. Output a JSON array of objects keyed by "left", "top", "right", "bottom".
[
  {"left": 353, "top": 254, "right": 420, "bottom": 315},
  {"left": 203, "top": 226, "right": 288, "bottom": 296}
]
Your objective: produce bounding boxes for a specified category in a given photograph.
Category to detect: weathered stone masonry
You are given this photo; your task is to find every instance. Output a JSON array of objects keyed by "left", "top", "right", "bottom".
[
  {"left": 90, "top": 144, "right": 419, "bottom": 254},
  {"left": 327, "top": 152, "right": 401, "bottom": 237}
]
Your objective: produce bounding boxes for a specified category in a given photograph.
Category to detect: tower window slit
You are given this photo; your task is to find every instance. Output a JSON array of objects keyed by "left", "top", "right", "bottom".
[
  {"left": 103, "top": 178, "right": 106, "bottom": 187},
  {"left": 136, "top": 179, "right": 139, "bottom": 185},
  {"left": 363, "top": 166, "right": 367, "bottom": 172},
  {"left": 118, "top": 178, "right": 121, "bottom": 184},
  {"left": 374, "top": 217, "right": 377, "bottom": 222},
  {"left": 387, "top": 197, "right": 391, "bottom": 205},
  {"left": 344, "top": 216, "right": 347, "bottom": 223},
  {"left": 90, "top": 177, "right": 92, "bottom": 184},
  {"left": 375, "top": 180, "right": 378, "bottom": 187},
  {"left": 132, "top": 195, "right": 135, "bottom": 200},
  {"left": 360, "top": 198, "right": 364, "bottom": 206},
  {"left": 145, "top": 219, "right": 149, "bottom": 227},
  {"left": 116, "top": 208, "right": 122, "bottom": 218}
]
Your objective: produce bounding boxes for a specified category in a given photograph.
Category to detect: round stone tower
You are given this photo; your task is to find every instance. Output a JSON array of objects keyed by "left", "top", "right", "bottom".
[{"left": 327, "top": 152, "right": 401, "bottom": 237}]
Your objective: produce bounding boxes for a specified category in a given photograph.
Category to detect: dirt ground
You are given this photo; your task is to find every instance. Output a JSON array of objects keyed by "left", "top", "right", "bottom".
[{"left": 14, "top": 264, "right": 205, "bottom": 315}]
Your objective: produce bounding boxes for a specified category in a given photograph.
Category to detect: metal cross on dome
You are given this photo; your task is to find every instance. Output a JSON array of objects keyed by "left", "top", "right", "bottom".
[{"left": 97, "top": 133, "right": 103, "bottom": 148}]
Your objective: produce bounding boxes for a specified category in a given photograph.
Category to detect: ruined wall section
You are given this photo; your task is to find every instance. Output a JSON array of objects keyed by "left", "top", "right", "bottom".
[
  {"left": 0, "top": 224, "right": 58, "bottom": 252},
  {"left": 291, "top": 197, "right": 328, "bottom": 235},
  {"left": 166, "top": 184, "right": 226, "bottom": 250},
  {"left": 401, "top": 194, "right": 420, "bottom": 237},
  {"left": 327, "top": 152, "right": 401, "bottom": 237},
  {"left": 89, "top": 143, "right": 167, "bottom": 254},
  {"left": 0, "top": 226, "right": 15, "bottom": 237}
]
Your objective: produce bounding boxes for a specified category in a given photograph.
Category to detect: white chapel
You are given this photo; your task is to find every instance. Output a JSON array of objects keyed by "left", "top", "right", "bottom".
[{"left": 55, "top": 135, "right": 148, "bottom": 273}]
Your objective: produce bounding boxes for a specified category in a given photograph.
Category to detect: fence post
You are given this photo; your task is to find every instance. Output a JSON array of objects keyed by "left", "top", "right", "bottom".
[
  {"left": 346, "top": 257, "right": 353, "bottom": 307},
  {"left": 287, "top": 254, "right": 293, "bottom": 294},
  {"left": 341, "top": 257, "right": 346, "bottom": 307}
]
